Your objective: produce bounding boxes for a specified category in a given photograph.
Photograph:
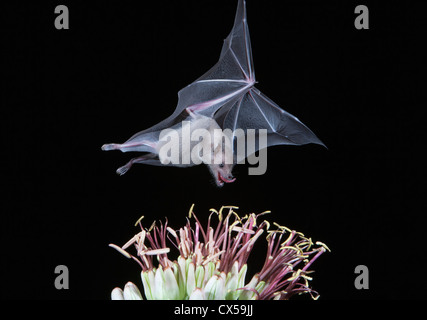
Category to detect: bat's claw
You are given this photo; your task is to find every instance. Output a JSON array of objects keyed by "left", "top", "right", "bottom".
[{"left": 116, "top": 164, "right": 131, "bottom": 176}]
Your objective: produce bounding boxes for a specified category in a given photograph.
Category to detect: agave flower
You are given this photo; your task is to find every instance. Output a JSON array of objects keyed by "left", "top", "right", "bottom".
[{"left": 110, "top": 205, "right": 329, "bottom": 300}]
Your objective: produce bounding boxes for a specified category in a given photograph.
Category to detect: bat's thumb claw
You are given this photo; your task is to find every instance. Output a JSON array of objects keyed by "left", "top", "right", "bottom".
[{"left": 102, "top": 143, "right": 117, "bottom": 151}]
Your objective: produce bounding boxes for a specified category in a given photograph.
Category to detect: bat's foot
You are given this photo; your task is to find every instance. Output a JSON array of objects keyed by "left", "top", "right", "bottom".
[
  {"left": 114, "top": 154, "right": 157, "bottom": 176},
  {"left": 116, "top": 163, "right": 131, "bottom": 176}
]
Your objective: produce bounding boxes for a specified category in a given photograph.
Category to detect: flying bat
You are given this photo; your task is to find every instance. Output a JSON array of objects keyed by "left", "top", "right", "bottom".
[{"left": 102, "top": 0, "right": 325, "bottom": 187}]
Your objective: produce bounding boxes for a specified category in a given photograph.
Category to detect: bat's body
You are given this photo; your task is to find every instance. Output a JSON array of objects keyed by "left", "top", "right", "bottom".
[{"left": 102, "top": 0, "right": 325, "bottom": 187}]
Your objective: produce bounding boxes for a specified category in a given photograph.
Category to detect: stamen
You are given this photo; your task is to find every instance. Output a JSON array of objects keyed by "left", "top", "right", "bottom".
[
  {"left": 231, "top": 226, "right": 256, "bottom": 234},
  {"left": 316, "top": 241, "right": 331, "bottom": 252},
  {"left": 280, "top": 245, "right": 303, "bottom": 255},
  {"left": 122, "top": 235, "right": 137, "bottom": 250},
  {"left": 134, "top": 215, "right": 144, "bottom": 227},
  {"left": 188, "top": 203, "right": 195, "bottom": 218},
  {"left": 110, "top": 205, "right": 328, "bottom": 300},
  {"left": 202, "top": 250, "right": 225, "bottom": 265},
  {"left": 247, "top": 229, "right": 264, "bottom": 251},
  {"left": 109, "top": 244, "right": 132, "bottom": 259},
  {"left": 167, "top": 227, "right": 177, "bottom": 238},
  {"left": 148, "top": 221, "right": 156, "bottom": 232},
  {"left": 144, "top": 248, "right": 170, "bottom": 256}
]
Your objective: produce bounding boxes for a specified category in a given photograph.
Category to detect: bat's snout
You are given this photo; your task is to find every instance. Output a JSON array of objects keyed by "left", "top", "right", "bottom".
[
  {"left": 218, "top": 172, "right": 236, "bottom": 185},
  {"left": 224, "top": 174, "right": 236, "bottom": 183}
]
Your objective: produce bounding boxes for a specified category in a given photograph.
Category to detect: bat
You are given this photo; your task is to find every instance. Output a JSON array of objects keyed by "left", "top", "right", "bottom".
[{"left": 102, "top": 0, "right": 325, "bottom": 187}]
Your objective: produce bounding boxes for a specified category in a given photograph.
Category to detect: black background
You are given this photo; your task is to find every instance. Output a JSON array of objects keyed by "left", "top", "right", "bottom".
[{"left": 2, "top": 0, "right": 426, "bottom": 301}]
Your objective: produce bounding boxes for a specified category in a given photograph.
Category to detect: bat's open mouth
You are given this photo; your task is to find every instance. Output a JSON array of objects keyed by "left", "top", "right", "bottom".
[{"left": 218, "top": 173, "right": 236, "bottom": 186}]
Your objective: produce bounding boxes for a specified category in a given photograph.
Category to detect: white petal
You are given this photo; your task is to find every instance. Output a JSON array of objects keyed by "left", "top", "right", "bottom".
[
  {"left": 204, "top": 275, "right": 226, "bottom": 300},
  {"left": 153, "top": 266, "right": 165, "bottom": 299},
  {"left": 237, "top": 264, "right": 248, "bottom": 290},
  {"left": 195, "top": 265, "right": 205, "bottom": 288},
  {"left": 189, "top": 288, "right": 206, "bottom": 300},
  {"left": 239, "top": 274, "right": 259, "bottom": 300},
  {"left": 225, "top": 271, "right": 238, "bottom": 300},
  {"left": 111, "top": 287, "right": 124, "bottom": 300},
  {"left": 123, "top": 282, "right": 143, "bottom": 300},
  {"left": 173, "top": 262, "right": 186, "bottom": 299},
  {"left": 186, "top": 263, "right": 196, "bottom": 297},
  {"left": 204, "top": 262, "right": 215, "bottom": 284},
  {"left": 163, "top": 267, "right": 180, "bottom": 300},
  {"left": 141, "top": 270, "right": 155, "bottom": 300}
]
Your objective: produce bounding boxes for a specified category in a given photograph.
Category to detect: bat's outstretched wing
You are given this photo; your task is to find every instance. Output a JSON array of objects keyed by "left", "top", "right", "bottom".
[
  {"left": 122, "top": 0, "right": 254, "bottom": 147},
  {"left": 216, "top": 87, "right": 326, "bottom": 163},
  {"left": 114, "top": 0, "right": 324, "bottom": 161},
  {"left": 210, "top": 0, "right": 324, "bottom": 162}
]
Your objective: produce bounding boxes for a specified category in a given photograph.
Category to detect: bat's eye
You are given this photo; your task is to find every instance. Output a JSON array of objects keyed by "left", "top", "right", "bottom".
[{"left": 219, "top": 163, "right": 224, "bottom": 168}]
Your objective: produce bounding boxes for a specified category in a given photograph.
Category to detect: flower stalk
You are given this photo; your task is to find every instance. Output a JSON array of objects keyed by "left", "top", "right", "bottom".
[{"left": 110, "top": 205, "right": 329, "bottom": 300}]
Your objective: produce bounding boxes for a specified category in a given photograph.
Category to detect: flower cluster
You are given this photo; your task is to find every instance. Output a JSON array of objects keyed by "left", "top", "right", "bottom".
[{"left": 110, "top": 205, "right": 329, "bottom": 300}]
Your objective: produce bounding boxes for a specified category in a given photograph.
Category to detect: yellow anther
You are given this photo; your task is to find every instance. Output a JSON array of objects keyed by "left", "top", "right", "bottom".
[
  {"left": 134, "top": 215, "right": 144, "bottom": 227},
  {"left": 316, "top": 241, "right": 331, "bottom": 252},
  {"left": 280, "top": 245, "right": 303, "bottom": 255},
  {"left": 188, "top": 203, "right": 195, "bottom": 218},
  {"left": 148, "top": 221, "right": 156, "bottom": 232}
]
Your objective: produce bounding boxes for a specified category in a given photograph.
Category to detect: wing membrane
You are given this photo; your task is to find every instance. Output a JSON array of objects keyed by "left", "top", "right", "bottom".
[
  {"left": 220, "top": 87, "right": 325, "bottom": 161},
  {"left": 125, "top": 0, "right": 254, "bottom": 144}
]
